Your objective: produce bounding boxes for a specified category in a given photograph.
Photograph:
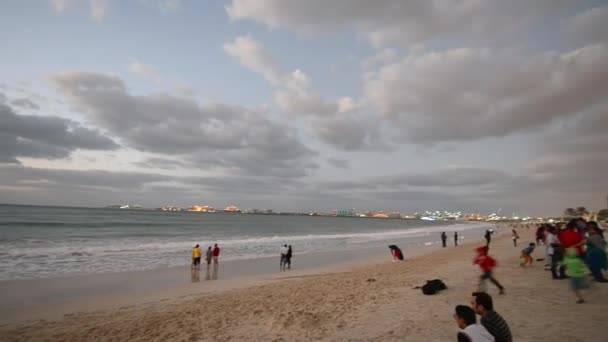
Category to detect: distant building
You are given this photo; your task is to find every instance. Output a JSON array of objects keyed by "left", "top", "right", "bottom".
[{"left": 224, "top": 205, "right": 241, "bottom": 213}]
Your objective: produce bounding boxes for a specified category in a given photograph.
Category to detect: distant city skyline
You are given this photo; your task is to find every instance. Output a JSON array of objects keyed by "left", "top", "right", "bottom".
[{"left": 1, "top": 1, "right": 607, "bottom": 216}]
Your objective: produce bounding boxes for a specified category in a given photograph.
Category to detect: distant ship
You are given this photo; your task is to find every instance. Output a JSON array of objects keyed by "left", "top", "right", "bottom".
[{"left": 223, "top": 206, "right": 241, "bottom": 213}]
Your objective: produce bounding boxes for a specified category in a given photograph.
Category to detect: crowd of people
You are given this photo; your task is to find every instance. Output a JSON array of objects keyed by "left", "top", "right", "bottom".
[
  {"left": 191, "top": 244, "right": 221, "bottom": 281},
  {"left": 517, "top": 219, "right": 607, "bottom": 303},
  {"left": 456, "top": 218, "right": 606, "bottom": 341}
]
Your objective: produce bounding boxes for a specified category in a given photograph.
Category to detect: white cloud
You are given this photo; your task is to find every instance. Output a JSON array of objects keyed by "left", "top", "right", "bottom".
[
  {"left": 90, "top": 0, "right": 108, "bottom": 21},
  {"left": 568, "top": 5, "right": 608, "bottom": 45},
  {"left": 50, "top": 0, "right": 77, "bottom": 12},
  {"left": 128, "top": 60, "right": 161, "bottom": 82},
  {"left": 226, "top": 0, "right": 577, "bottom": 47}
]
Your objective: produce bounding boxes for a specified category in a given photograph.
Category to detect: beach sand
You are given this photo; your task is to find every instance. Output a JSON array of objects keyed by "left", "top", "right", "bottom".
[{"left": 1, "top": 227, "right": 607, "bottom": 341}]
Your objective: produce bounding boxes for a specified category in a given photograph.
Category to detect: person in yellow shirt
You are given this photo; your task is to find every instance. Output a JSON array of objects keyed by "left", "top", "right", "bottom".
[{"left": 192, "top": 244, "right": 201, "bottom": 270}]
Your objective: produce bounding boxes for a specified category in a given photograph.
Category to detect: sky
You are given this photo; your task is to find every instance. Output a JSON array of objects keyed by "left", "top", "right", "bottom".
[{"left": 1, "top": 0, "right": 607, "bottom": 216}]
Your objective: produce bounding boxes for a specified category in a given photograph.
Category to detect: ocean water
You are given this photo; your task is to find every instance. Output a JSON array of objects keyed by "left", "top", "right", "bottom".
[{"left": 0, "top": 205, "right": 492, "bottom": 280}]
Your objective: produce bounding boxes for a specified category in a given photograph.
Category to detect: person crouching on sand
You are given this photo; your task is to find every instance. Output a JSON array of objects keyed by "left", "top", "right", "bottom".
[
  {"left": 473, "top": 246, "right": 505, "bottom": 295},
  {"left": 520, "top": 243, "right": 535, "bottom": 267}
]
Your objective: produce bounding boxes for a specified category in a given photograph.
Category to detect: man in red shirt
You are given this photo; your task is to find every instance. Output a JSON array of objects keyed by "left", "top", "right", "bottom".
[
  {"left": 211, "top": 243, "right": 221, "bottom": 279},
  {"left": 560, "top": 220, "right": 585, "bottom": 256},
  {"left": 474, "top": 246, "right": 505, "bottom": 295}
]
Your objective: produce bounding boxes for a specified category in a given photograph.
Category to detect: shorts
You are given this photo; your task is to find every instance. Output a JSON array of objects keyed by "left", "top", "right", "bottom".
[
  {"left": 570, "top": 277, "right": 587, "bottom": 290},
  {"left": 193, "top": 257, "right": 201, "bottom": 266},
  {"left": 206, "top": 258, "right": 212, "bottom": 265}
]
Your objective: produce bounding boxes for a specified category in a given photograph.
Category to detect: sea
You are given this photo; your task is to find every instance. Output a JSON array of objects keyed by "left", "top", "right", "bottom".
[{"left": 0, "top": 205, "right": 494, "bottom": 281}]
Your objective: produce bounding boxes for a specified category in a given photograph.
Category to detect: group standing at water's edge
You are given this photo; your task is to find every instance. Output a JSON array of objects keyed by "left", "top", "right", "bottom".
[{"left": 190, "top": 243, "right": 221, "bottom": 280}]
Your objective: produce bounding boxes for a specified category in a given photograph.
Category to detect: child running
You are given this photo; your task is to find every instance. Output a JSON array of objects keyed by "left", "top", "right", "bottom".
[
  {"left": 520, "top": 243, "right": 535, "bottom": 267},
  {"left": 474, "top": 246, "right": 505, "bottom": 295},
  {"left": 562, "top": 248, "right": 589, "bottom": 303}
]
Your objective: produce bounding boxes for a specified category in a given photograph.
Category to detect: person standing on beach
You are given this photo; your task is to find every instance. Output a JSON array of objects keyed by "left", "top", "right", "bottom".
[
  {"left": 563, "top": 248, "right": 589, "bottom": 303},
  {"left": 511, "top": 229, "right": 519, "bottom": 247},
  {"left": 280, "top": 244, "right": 288, "bottom": 271},
  {"left": 585, "top": 222, "right": 607, "bottom": 282},
  {"left": 212, "top": 243, "right": 220, "bottom": 278},
  {"left": 471, "top": 292, "right": 512, "bottom": 342},
  {"left": 192, "top": 244, "right": 201, "bottom": 270},
  {"left": 205, "top": 246, "right": 213, "bottom": 271},
  {"left": 484, "top": 230, "right": 492, "bottom": 246},
  {"left": 546, "top": 227, "right": 566, "bottom": 279},
  {"left": 455, "top": 232, "right": 459, "bottom": 247},
  {"left": 473, "top": 246, "right": 505, "bottom": 295},
  {"left": 442, "top": 232, "right": 447, "bottom": 248},
  {"left": 286, "top": 245, "right": 293, "bottom": 270}
]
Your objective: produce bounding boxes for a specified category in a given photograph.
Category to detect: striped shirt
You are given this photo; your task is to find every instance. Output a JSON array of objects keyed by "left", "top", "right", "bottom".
[{"left": 481, "top": 311, "right": 512, "bottom": 342}]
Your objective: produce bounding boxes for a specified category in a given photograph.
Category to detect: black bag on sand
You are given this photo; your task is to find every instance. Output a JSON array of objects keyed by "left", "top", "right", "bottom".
[{"left": 421, "top": 279, "right": 447, "bottom": 295}]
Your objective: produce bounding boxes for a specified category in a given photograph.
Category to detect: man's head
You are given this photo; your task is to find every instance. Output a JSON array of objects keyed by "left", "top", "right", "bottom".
[
  {"left": 476, "top": 246, "right": 489, "bottom": 256},
  {"left": 195, "top": 244, "right": 199, "bottom": 248},
  {"left": 471, "top": 292, "right": 493, "bottom": 315},
  {"left": 214, "top": 243, "right": 218, "bottom": 247},
  {"left": 284, "top": 244, "right": 287, "bottom": 247},
  {"left": 529, "top": 242, "right": 535, "bottom": 247},
  {"left": 454, "top": 305, "right": 476, "bottom": 329}
]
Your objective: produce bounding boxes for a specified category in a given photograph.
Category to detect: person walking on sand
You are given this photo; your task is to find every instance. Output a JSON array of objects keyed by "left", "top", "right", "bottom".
[
  {"left": 585, "top": 222, "right": 608, "bottom": 282},
  {"left": 205, "top": 246, "right": 213, "bottom": 271},
  {"left": 192, "top": 244, "right": 201, "bottom": 270},
  {"left": 280, "top": 244, "right": 288, "bottom": 271},
  {"left": 455, "top": 232, "right": 459, "bottom": 247},
  {"left": 286, "top": 245, "right": 293, "bottom": 270},
  {"left": 563, "top": 248, "right": 589, "bottom": 303},
  {"left": 484, "top": 230, "right": 492, "bottom": 246},
  {"left": 471, "top": 292, "right": 511, "bottom": 342},
  {"left": 546, "top": 227, "right": 566, "bottom": 279},
  {"left": 441, "top": 232, "right": 447, "bottom": 248},
  {"left": 453, "top": 305, "right": 494, "bottom": 342},
  {"left": 473, "top": 246, "right": 505, "bottom": 295}
]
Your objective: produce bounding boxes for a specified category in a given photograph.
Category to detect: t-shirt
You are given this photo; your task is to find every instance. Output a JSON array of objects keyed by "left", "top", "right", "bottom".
[
  {"left": 560, "top": 230, "right": 584, "bottom": 256},
  {"left": 545, "top": 233, "right": 559, "bottom": 255},
  {"left": 206, "top": 249, "right": 213, "bottom": 261},
  {"left": 213, "top": 247, "right": 220, "bottom": 257},
  {"left": 521, "top": 246, "right": 534, "bottom": 255},
  {"left": 280, "top": 246, "right": 288, "bottom": 256},
  {"left": 481, "top": 311, "right": 512, "bottom": 342},
  {"left": 192, "top": 247, "right": 201, "bottom": 258}
]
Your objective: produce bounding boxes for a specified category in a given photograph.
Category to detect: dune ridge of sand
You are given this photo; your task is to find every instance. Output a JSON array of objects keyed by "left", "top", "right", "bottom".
[{"left": 2, "top": 228, "right": 607, "bottom": 341}]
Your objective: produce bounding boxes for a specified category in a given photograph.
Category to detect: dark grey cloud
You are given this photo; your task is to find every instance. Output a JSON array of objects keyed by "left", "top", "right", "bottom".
[
  {"left": 52, "top": 71, "right": 317, "bottom": 177},
  {"left": 364, "top": 43, "right": 608, "bottom": 143},
  {"left": 227, "top": 0, "right": 576, "bottom": 47},
  {"left": 10, "top": 98, "right": 40, "bottom": 110},
  {"left": 326, "top": 157, "right": 349, "bottom": 169},
  {"left": 0, "top": 103, "right": 119, "bottom": 164},
  {"left": 0, "top": 164, "right": 171, "bottom": 190}
]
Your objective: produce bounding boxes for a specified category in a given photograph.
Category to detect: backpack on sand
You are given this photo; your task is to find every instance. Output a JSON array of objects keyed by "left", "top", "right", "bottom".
[{"left": 421, "top": 279, "right": 447, "bottom": 295}]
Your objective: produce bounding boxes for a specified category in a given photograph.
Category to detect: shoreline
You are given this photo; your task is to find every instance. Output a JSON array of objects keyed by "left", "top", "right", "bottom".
[
  {"left": 0, "top": 227, "right": 483, "bottom": 325},
  {"left": 5, "top": 226, "right": 605, "bottom": 341}
]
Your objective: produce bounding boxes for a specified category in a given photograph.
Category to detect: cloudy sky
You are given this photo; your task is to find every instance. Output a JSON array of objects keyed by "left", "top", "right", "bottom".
[{"left": 1, "top": 0, "right": 607, "bottom": 216}]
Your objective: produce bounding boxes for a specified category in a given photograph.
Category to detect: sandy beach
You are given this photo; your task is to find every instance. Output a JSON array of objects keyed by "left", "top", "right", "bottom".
[{"left": 1, "top": 227, "right": 607, "bottom": 341}]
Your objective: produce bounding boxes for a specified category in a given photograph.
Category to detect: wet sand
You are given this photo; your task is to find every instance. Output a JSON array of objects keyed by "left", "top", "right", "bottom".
[{"left": 2, "top": 226, "right": 607, "bottom": 341}]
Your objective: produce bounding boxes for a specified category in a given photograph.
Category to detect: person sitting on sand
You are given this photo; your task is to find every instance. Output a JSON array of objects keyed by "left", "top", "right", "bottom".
[
  {"left": 192, "top": 244, "right": 201, "bottom": 270},
  {"left": 471, "top": 292, "right": 511, "bottom": 342},
  {"left": 520, "top": 243, "right": 535, "bottom": 267},
  {"left": 563, "top": 248, "right": 589, "bottom": 303},
  {"left": 473, "top": 246, "right": 505, "bottom": 295},
  {"left": 454, "top": 305, "right": 494, "bottom": 342}
]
